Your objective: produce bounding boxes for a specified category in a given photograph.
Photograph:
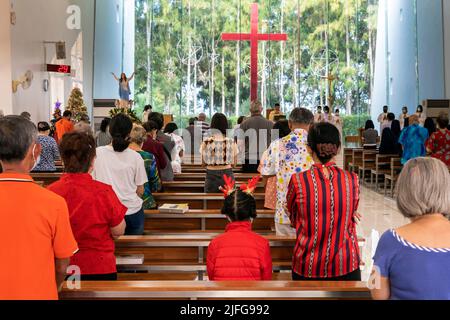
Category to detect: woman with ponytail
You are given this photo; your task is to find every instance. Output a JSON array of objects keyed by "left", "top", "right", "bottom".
[
  {"left": 286, "top": 122, "right": 362, "bottom": 281},
  {"left": 48, "top": 132, "right": 127, "bottom": 280},
  {"left": 92, "top": 114, "right": 148, "bottom": 235}
]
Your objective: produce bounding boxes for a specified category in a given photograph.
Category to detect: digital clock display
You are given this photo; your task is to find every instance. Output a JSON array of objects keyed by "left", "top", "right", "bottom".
[{"left": 46, "top": 64, "right": 71, "bottom": 74}]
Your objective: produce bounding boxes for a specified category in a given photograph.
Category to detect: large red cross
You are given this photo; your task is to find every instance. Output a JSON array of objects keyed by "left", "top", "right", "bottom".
[{"left": 222, "top": 3, "right": 288, "bottom": 102}]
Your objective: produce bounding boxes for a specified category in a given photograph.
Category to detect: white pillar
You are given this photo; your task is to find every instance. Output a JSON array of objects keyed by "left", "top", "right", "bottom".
[
  {"left": 444, "top": 0, "right": 450, "bottom": 99},
  {"left": 0, "top": 0, "right": 12, "bottom": 115}
]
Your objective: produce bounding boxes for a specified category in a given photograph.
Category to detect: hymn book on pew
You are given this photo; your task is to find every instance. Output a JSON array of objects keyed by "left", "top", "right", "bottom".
[
  {"left": 116, "top": 255, "right": 145, "bottom": 265},
  {"left": 159, "top": 204, "right": 190, "bottom": 214}
]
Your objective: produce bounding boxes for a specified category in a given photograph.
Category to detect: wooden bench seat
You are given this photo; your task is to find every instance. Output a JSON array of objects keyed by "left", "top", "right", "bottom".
[
  {"left": 153, "top": 193, "right": 265, "bottom": 209},
  {"left": 383, "top": 158, "right": 403, "bottom": 197},
  {"left": 61, "top": 280, "right": 371, "bottom": 300},
  {"left": 369, "top": 154, "right": 400, "bottom": 192},
  {"left": 144, "top": 209, "right": 274, "bottom": 232},
  {"left": 162, "top": 181, "right": 265, "bottom": 193},
  {"left": 174, "top": 173, "right": 257, "bottom": 181}
]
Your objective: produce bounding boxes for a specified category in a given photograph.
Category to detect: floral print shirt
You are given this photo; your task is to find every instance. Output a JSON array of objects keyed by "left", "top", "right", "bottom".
[
  {"left": 137, "top": 150, "right": 162, "bottom": 209},
  {"left": 261, "top": 129, "right": 313, "bottom": 224},
  {"left": 32, "top": 135, "right": 59, "bottom": 172}
]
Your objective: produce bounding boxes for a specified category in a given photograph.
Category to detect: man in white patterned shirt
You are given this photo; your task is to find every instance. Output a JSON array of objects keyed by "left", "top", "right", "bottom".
[{"left": 261, "top": 108, "right": 314, "bottom": 236}]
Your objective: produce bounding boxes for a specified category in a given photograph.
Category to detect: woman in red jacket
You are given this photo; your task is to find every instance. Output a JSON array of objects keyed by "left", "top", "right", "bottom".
[{"left": 207, "top": 176, "right": 273, "bottom": 281}]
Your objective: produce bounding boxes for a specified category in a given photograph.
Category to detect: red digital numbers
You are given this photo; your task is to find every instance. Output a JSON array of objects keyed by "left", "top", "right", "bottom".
[
  {"left": 57, "top": 65, "right": 69, "bottom": 73},
  {"left": 47, "top": 64, "right": 71, "bottom": 74}
]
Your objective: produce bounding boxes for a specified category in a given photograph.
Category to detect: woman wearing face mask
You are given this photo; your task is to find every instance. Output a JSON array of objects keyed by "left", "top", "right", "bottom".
[
  {"left": 399, "top": 106, "right": 409, "bottom": 130},
  {"left": 415, "top": 105, "right": 426, "bottom": 127}
]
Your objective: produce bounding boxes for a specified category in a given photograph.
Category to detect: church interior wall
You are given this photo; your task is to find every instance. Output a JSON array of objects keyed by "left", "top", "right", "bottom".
[
  {"left": 9, "top": 0, "right": 94, "bottom": 123},
  {"left": 372, "top": 0, "right": 446, "bottom": 122},
  {"left": 93, "top": 0, "right": 135, "bottom": 101},
  {"left": 443, "top": 0, "right": 450, "bottom": 99},
  {"left": 0, "top": 0, "right": 13, "bottom": 116}
]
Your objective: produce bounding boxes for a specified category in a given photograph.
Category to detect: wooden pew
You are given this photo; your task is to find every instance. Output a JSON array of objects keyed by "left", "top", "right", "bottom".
[
  {"left": 31, "top": 172, "right": 61, "bottom": 186},
  {"left": 348, "top": 149, "right": 363, "bottom": 174},
  {"left": 153, "top": 193, "right": 266, "bottom": 210},
  {"left": 370, "top": 154, "right": 399, "bottom": 192},
  {"left": 114, "top": 235, "right": 366, "bottom": 280},
  {"left": 174, "top": 173, "right": 256, "bottom": 182},
  {"left": 31, "top": 172, "right": 263, "bottom": 188},
  {"left": 383, "top": 158, "right": 403, "bottom": 197},
  {"left": 358, "top": 149, "right": 377, "bottom": 185},
  {"left": 61, "top": 280, "right": 371, "bottom": 300},
  {"left": 114, "top": 235, "right": 295, "bottom": 280},
  {"left": 162, "top": 181, "right": 265, "bottom": 193},
  {"left": 144, "top": 209, "right": 275, "bottom": 233}
]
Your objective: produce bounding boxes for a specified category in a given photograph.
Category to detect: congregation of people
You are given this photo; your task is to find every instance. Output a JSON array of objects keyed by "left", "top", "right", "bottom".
[{"left": 0, "top": 101, "right": 449, "bottom": 301}]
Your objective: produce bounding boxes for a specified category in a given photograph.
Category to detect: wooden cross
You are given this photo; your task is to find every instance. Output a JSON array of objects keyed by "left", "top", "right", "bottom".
[{"left": 222, "top": 3, "right": 288, "bottom": 102}]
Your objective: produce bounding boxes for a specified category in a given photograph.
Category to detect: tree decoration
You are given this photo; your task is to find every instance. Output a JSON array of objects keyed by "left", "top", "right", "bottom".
[
  {"left": 66, "top": 87, "right": 88, "bottom": 121},
  {"left": 109, "top": 107, "right": 141, "bottom": 124}
]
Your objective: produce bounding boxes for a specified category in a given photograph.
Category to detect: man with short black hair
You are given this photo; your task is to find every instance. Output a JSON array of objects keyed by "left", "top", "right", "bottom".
[
  {"left": 0, "top": 116, "right": 78, "bottom": 299},
  {"left": 55, "top": 110, "right": 74, "bottom": 142},
  {"left": 142, "top": 105, "right": 152, "bottom": 123},
  {"left": 20, "top": 111, "right": 31, "bottom": 121},
  {"left": 261, "top": 108, "right": 314, "bottom": 236},
  {"left": 239, "top": 100, "right": 274, "bottom": 173}
]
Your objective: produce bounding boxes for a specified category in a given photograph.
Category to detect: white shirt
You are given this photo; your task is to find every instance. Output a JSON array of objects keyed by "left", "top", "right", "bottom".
[
  {"left": 92, "top": 146, "right": 148, "bottom": 215},
  {"left": 167, "top": 133, "right": 185, "bottom": 174}
]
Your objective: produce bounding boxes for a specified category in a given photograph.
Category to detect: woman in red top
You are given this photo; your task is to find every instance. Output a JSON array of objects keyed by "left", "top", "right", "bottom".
[
  {"left": 426, "top": 112, "right": 450, "bottom": 167},
  {"left": 48, "top": 132, "right": 127, "bottom": 280},
  {"left": 207, "top": 177, "right": 272, "bottom": 281},
  {"left": 287, "top": 122, "right": 361, "bottom": 281}
]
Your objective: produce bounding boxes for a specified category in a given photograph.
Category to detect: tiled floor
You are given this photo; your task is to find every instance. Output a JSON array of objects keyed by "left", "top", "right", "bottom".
[{"left": 357, "top": 185, "right": 410, "bottom": 280}]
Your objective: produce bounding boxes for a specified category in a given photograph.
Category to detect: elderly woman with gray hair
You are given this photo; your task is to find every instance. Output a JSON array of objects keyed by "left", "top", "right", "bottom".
[{"left": 371, "top": 157, "right": 450, "bottom": 300}]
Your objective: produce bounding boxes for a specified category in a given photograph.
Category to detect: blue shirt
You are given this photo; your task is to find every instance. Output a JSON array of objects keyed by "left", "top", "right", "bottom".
[
  {"left": 398, "top": 124, "right": 429, "bottom": 164},
  {"left": 33, "top": 135, "right": 59, "bottom": 172},
  {"left": 374, "top": 229, "right": 450, "bottom": 300}
]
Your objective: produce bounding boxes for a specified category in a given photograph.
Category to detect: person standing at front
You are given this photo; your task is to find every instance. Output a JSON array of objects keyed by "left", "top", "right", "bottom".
[
  {"left": 0, "top": 116, "right": 78, "bottom": 300},
  {"left": 261, "top": 108, "right": 314, "bottom": 237},
  {"left": 287, "top": 123, "right": 361, "bottom": 281},
  {"left": 92, "top": 114, "right": 148, "bottom": 235},
  {"left": 239, "top": 100, "right": 274, "bottom": 173}
]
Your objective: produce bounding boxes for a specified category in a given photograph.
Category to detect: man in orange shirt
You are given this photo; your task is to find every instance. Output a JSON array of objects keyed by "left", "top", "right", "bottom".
[
  {"left": 0, "top": 116, "right": 78, "bottom": 300},
  {"left": 55, "top": 110, "right": 74, "bottom": 142}
]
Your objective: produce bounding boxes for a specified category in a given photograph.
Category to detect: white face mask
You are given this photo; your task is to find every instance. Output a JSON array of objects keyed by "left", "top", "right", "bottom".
[{"left": 31, "top": 144, "right": 41, "bottom": 171}]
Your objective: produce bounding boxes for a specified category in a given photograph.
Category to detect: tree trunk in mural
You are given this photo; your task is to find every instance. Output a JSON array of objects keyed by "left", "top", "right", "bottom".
[
  {"left": 186, "top": 1, "right": 192, "bottom": 115},
  {"left": 146, "top": 0, "right": 153, "bottom": 104},
  {"left": 261, "top": 40, "right": 266, "bottom": 109},
  {"left": 279, "top": 0, "right": 285, "bottom": 110},
  {"left": 235, "top": 1, "right": 240, "bottom": 117},
  {"left": 345, "top": 0, "right": 352, "bottom": 115},
  {"left": 221, "top": 54, "right": 225, "bottom": 114}
]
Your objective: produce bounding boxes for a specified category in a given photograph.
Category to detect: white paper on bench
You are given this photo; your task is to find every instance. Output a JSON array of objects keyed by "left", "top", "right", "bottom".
[{"left": 116, "top": 255, "right": 144, "bottom": 265}]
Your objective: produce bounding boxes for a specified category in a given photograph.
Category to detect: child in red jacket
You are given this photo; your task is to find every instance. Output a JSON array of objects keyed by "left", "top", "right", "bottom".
[{"left": 207, "top": 176, "right": 273, "bottom": 281}]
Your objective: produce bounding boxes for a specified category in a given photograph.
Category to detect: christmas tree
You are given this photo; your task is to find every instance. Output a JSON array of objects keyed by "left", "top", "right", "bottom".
[{"left": 66, "top": 87, "right": 87, "bottom": 121}]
